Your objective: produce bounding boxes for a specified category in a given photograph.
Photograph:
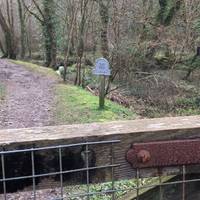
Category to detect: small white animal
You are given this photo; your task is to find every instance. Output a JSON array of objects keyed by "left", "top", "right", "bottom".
[{"left": 56, "top": 66, "right": 65, "bottom": 78}]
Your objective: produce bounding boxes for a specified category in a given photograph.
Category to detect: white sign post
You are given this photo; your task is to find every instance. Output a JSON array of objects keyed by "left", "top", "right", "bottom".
[{"left": 93, "top": 58, "right": 111, "bottom": 109}]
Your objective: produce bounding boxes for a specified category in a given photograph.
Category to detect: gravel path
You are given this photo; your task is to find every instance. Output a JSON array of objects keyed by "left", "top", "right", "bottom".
[
  {"left": 0, "top": 59, "right": 56, "bottom": 129},
  {"left": 0, "top": 60, "right": 64, "bottom": 198},
  {"left": 0, "top": 189, "right": 62, "bottom": 200}
]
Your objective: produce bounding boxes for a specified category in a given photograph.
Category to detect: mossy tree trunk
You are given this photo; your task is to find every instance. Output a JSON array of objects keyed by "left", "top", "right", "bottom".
[
  {"left": 43, "top": 0, "right": 57, "bottom": 69},
  {"left": 17, "top": 0, "right": 26, "bottom": 59},
  {"left": 98, "top": 0, "right": 109, "bottom": 59},
  {"left": 158, "top": 0, "right": 182, "bottom": 26},
  {"left": 23, "top": 0, "right": 57, "bottom": 68}
]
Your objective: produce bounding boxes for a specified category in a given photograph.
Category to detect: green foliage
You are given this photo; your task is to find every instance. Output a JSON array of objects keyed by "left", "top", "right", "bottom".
[
  {"left": 175, "top": 107, "right": 200, "bottom": 116},
  {"left": 43, "top": 0, "right": 57, "bottom": 27},
  {"left": 185, "top": 55, "right": 200, "bottom": 67},
  {"left": 176, "top": 56, "right": 200, "bottom": 79},
  {"left": 172, "top": 96, "right": 200, "bottom": 116},
  {"left": 186, "top": 56, "right": 200, "bottom": 69},
  {"left": 176, "top": 97, "right": 200, "bottom": 108},
  {"left": 194, "top": 19, "right": 200, "bottom": 33},
  {"left": 158, "top": 0, "right": 181, "bottom": 26},
  {"left": 64, "top": 176, "right": 174, "bottom": 200},
  {"left": 55, "top": 84, "right": 136, "bottom": 124},
  {"left": 179, "top": 55, "right": 200, "bottom": 78},
  {"left": 83, "top": 180, "right": 137, "bottom": 200},
  {"left": 64, "top": 180, "right": 137, "bottom": 200}
]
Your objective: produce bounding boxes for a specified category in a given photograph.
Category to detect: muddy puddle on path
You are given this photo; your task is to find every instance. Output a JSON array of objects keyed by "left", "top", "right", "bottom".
[{"left": 0, "top": 59, "right": 56, "bottom": 129}]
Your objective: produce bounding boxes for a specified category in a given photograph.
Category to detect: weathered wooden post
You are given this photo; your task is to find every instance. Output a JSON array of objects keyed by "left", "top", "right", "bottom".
[
  {"left": 99, "top": 75, "right": 106, "bottom": 108},
  {"left": 93, "top": 58, "right": 111, "bottom": 109}
]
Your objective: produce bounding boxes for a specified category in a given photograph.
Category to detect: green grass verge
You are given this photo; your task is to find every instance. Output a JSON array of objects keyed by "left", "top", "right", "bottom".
[
  {"left": 11, "top": 60, "right": 136, "bottom": 124},
  {"left": 0, "top": 84, "right": 5, "bottom": 102},
  {"left": 11, "top": 60, "right": 57, "bottom": 78},
  {"left": 55, "top": 84, "right": 136, "bottom": 124}
]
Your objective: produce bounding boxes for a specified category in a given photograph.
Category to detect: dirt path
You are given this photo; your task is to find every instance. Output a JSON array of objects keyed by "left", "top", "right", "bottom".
[{"left": 0, "top": 59, "right": 56, "bottom": 129}]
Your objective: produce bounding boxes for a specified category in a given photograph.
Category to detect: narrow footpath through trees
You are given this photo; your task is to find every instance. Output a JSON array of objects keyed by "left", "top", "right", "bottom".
[{"left": 0, "top": 59, "right": 56, "bottom": 129}]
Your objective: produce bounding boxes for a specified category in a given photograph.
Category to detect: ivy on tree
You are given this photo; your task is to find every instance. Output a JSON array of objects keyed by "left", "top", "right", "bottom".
[{"left": 158, "top": 0, "right": 182, "bottom": 26}]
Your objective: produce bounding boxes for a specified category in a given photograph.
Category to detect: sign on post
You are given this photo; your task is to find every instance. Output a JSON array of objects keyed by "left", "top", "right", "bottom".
[
  {"left": 93, "top": 58, "right": 111, "bottom": 109},
  {"left": 93, "top": 58, "right": 111, "bottom": 76}
]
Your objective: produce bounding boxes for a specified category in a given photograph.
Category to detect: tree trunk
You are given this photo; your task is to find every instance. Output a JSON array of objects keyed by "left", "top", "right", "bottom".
[
  {"left": 17, "top": 0, "right": 26, "bottom": 59},
  {"left": 43, "top": 0, "right": 57, "bottom": 69},
  {"left": 75, "top": 38, "right": 84, "bottom": 85},
  {"left": 27, "top": 17, "right": 32, "bottom": 58},
  {"left": 98, "top": 0, "right": 110, "bottom": 94},
  {"left": 5, "top": 32, "right": 16, "bottom": 59},
  {"left": 158, "top": 0, "right": 182, "bottom": 26},
  {"left": 74, "top": 0, "right": 89, "bottom": 86},
  {"left": 0, "top": 6, "right": 17, "bottom": 59},
  {"left": 0, "top": 39, "right": 6, "bottom": 56},
  {"left": 98, "top": 0, "right": 109, "bottom": 59}
]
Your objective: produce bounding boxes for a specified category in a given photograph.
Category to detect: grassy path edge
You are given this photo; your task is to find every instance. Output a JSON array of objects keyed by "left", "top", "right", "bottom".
[{"left": 12, "top": 60, "right": 136, "bottom": 124}]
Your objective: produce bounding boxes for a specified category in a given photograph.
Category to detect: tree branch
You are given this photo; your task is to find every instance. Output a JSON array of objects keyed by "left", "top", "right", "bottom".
[
  {"left": 22, "top": 0, "right": 44, "bottom": 24},
  {"left": 32, "top": 0, "right": 45, "bottom": 20}
]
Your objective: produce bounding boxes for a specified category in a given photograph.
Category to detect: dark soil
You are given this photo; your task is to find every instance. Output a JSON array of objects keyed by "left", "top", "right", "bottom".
[{"left": 0, "top": 59, "right": 56, "bottom": 129}]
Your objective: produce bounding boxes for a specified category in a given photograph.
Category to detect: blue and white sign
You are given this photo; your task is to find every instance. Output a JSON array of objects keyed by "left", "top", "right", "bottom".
[{"left": 93, "top": 58, "right": 111, "bottom": 76}]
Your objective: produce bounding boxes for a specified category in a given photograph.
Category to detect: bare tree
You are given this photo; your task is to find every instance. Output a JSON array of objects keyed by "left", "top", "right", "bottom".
[
  {"left": 23, "top": 0, "right": 57, "bottom": 68},
  {"left": 74, "top": 0, "right": 90, "bottom": 86},
  {"left": 0, "top": 0, "right": 17, "bottom": 58},
  {"left": 17, "top": 0, "right": 26, "bottom": 58}
]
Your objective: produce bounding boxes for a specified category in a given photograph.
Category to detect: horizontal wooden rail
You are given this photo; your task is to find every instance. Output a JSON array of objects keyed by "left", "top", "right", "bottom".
[{"left": 1, "top": 115, "right": 200, "bottom": 182}]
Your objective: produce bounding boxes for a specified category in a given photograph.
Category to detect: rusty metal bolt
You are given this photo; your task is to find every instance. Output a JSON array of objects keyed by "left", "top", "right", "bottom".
[{"left": 137, "top": 150, "right": 151, "bottom": 164}]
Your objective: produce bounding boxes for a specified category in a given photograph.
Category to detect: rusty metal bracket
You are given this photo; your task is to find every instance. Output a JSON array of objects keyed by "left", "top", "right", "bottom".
[{"left": 126, "top": 139, "right": 200, "bottom": 169}]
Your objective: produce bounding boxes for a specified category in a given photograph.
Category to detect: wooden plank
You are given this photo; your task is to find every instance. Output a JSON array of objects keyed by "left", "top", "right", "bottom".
[
  {"left": 1, "top": 115, "right": 200, "bottom": 145},
  {"left": 0, "top": 115, "right": 200, "bottom": 183}
]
